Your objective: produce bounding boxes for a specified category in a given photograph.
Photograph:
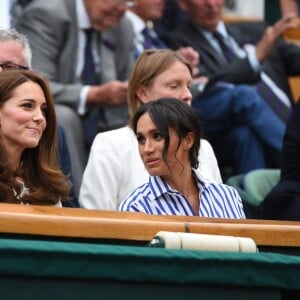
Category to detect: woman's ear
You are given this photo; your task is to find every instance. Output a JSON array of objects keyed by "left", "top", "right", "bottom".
[
  {"left": 136, "top": 85, "right": 149, "bottom": 104},
  {"left": 184, "top": 132, "right": 195, "bottom": 150}
]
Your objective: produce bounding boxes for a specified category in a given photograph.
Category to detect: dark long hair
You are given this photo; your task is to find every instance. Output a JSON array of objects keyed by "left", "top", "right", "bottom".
[{"left": 132, "top": 97, "right": 202, "bottom": 169}]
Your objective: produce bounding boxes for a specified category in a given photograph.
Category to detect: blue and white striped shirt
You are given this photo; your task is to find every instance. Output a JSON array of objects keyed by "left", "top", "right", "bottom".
[{"left": 119, "top": 170, "right": 245, "bottom": 219}]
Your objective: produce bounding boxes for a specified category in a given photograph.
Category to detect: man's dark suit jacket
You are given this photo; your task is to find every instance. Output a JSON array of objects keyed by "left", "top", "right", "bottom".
[
  {"left": 263, "top": 101, "right": 300, "bottom": 220},
  {"left": 58, "top": 126, "right": 78, "bottom": 207},
  {"left": 164, "top": 20, "right": 300, "bottom": 105}
]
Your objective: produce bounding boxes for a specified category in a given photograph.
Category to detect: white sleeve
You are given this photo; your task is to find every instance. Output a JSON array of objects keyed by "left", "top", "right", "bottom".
[
  {"left": 79, "top": 133, "right": 122, "bottom": 210},
  {"left": 198, "top": 139, "right": 223, "bottom": 183}
]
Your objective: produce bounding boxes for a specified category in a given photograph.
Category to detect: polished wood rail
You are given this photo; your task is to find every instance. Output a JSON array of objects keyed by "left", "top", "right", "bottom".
[{"left": 0, "top": 203, "right": 300, "bottom": 248}]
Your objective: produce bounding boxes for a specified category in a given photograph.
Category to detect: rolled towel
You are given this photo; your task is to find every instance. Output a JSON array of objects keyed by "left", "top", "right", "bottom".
[
  {"left": 236, "top": 237, "right": 258, "bottom": 253},
  {"left": 148, "top": 231, "right": 257, "bottom": 253}
]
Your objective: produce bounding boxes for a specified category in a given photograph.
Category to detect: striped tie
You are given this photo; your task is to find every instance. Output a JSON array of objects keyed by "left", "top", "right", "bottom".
[
  {"left": 213, "top": 31, "right": 292, "bottom": 122},
  {"left": 142, "top": 27, "right": 166, "bottom": 50},
  {"left": 81, "top": 29, "right": 99, "bottom": 85},
  {"left": 213, "top": 31, "right": 236, "bottom": 63},
  {"left": 256, "top": 80, "right": 292, "bottom": 122}
]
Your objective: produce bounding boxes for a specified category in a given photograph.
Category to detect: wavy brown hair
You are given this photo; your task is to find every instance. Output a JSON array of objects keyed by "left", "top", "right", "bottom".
[{"left": 0, "top": 70, "right": 70, "bottom": 205}]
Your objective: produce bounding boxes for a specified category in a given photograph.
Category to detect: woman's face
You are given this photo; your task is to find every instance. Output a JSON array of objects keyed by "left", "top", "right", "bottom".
[
  {"left": 137, "top": 61, "right": 193, "bottom": 105},
  {"left": 136, "top": 112, "right": 190, "bottom": 178},
  {"left": 0, "top": 81, "right": 47, "bottom": 157}
]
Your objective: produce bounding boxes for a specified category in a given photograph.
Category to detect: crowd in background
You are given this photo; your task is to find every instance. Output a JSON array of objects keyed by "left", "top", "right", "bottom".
[{"left": 0, "top": 0, "right": 300, "bottom": 221}]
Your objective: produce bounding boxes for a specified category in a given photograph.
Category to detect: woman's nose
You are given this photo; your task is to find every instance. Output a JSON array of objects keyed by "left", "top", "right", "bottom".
[
  {"left": 33, "top": 109, "right": 45, "bottom": 122},
  {"left": 182, "top": 87, "right": 193, "bottom": 104},
  {"left": 143, "top": 139, "right": 154, "bottom": 153}
]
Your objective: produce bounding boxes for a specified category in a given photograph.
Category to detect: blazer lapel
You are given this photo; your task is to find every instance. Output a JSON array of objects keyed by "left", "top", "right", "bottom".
[{"left": 185, "top": 21, "right": 227, "bottom": 73}]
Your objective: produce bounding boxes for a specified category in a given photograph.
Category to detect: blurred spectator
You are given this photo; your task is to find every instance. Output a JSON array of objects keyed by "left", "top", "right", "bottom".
[
  {"left": 280, "top": 0, "right": 300, "bottom": 16},
  {"left": 165, "top": 0, "right": 299, "bottom": 124}
]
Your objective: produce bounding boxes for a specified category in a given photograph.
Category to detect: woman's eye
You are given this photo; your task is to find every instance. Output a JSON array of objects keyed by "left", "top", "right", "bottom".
[
  {"left": 21, "top": 102, "right": 33, "bottom": 109},
  {"left": 137, "top": 135, "right": 145, "bottom": 145},
  {"left": 153, "top": 132, "right": 162, "bottom": 140}
]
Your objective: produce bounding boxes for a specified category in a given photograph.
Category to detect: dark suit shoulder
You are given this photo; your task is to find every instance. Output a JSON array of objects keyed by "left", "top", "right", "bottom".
[
  {"left": 163, "top": 20, "right": 203, "bottom": 49},
  {"left": 227, "top": 21, "right": 268, "bottom": 43}
]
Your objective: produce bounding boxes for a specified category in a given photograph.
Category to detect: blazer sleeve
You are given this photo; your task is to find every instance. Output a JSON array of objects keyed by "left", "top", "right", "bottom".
[
  {"left": 79, "top": 133, "right": 122, "bottom": 210},
  {"left": 15, "top": 2, "right": 83, "bottom": 109}
]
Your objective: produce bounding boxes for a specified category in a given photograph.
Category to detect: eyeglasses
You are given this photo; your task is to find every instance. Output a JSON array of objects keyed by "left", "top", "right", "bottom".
[{"left": 0, "top": 62, "right": 29, "bottom": 71}]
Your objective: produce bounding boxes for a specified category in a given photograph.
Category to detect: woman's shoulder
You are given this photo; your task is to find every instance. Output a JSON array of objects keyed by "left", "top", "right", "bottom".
[
  {"left": 119, "top": 181, "right": 150, "bottom": 211},
  {"left": 91, "top": 126, "right": 135, "bottom": 149}
]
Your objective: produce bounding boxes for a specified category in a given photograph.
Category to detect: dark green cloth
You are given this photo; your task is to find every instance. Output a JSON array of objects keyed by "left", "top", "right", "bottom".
[{"left": 0, "top": 237, "right": 300, "bottom": 290}]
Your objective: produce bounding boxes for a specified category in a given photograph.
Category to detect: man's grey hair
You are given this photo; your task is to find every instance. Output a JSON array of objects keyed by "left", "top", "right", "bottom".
[{"left": 0, "top": 28, "right": 32, "bottom": 68}]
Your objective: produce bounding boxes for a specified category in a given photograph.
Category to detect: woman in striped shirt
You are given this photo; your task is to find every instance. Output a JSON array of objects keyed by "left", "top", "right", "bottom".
[{"left": 119, "top": 98, "right": 245, "bottom": 218}]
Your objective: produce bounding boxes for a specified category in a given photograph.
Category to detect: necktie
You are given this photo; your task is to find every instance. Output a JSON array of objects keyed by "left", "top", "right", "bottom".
[
  {"left": 256, "top": 80, "right": 292, "bottom": 122},
  {"left": 213, "top": 31, "right": 237, "bottom": 63},
  {"left": 142, "top": 27, "right": 166, "bottom": 50},
  {"left": 81, "top": 29, "right": 100, "bottom": 85},
  {"left": 81, "top": 29, "right": 103, "bottom": 146},
  {"left": 213, "top": 31, "right": 292, "bottom": 122}
]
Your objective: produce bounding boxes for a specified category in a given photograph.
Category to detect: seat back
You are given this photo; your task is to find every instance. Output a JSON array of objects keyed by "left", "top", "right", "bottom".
[
  {"left": 244, "top": 169, "right": 281, "bottom": 205},
  {"left": 226, "top": 169, "right": 280, "bottom": 219}
]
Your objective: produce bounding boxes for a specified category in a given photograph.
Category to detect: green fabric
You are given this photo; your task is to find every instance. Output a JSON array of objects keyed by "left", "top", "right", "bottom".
[
  {"left": 0, "top": 277, "right": 280, "bottom": 300},
  {"left": 244, "top": 169, "right": 280, "bottom": 204},
  {"left": 226, "top": 174, "right": 258, "bottom": 205},
  {"left": 226, "top": 169, "right": 280, "bottom": 206},
  {"left": 0, "top": 237, "right": 300, "bottom": 290}
]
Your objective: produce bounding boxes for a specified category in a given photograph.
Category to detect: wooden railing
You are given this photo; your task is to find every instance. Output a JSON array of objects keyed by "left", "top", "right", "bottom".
[{"left": 0, "top": 203, "right": 299, "bottom": 249}]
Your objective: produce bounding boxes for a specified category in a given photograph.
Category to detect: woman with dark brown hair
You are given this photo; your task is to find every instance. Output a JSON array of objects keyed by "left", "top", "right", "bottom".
[{"left": 0, "top": 69, "right": 70, "bottom": 205}]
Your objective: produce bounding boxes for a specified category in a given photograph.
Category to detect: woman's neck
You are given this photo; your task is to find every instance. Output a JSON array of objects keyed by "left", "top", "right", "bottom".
[
  {"left": 3, "top": 143, "right": 24, "bottom": 171},
  {"left": 163, "top": 168, "right": 200, "bottom": 215},
  {"left": 6, "top": 147, "right": 22, "bottom": 171}
]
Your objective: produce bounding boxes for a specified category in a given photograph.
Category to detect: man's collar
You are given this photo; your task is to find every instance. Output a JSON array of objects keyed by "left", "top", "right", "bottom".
[
  {"left": 125, "top": 10, "right": 146, "bottom": 35},
  {"left": 76, "top": 0, "right": 91, "bottom": 30}
]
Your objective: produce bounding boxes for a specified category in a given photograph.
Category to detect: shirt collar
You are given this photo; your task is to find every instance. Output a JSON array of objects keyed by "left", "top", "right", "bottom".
[
  {"left": 216, "top": 20, "right": 229, "bottom": 38},
  {"left": 148, "top": 169, "right": 208, "bottom": 200},
  {"left": 125, "top": 10, "right": 146, "bottom": 35},
  {"left": 200, "top": 20, "right": 229, "bottom": 40},
  {"left": 76, "top": 0, "right": 91, "bottom": 30}
]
